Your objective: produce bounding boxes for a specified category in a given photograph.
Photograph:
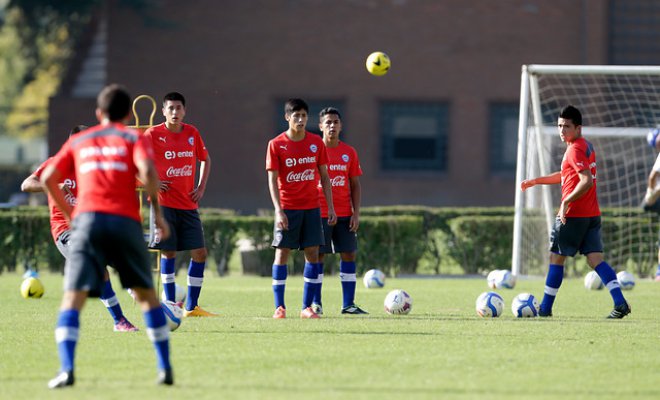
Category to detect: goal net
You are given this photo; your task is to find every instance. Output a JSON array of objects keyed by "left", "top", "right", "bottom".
[{"left": 512, "top": 65, "right": 660, "bottom": 277}]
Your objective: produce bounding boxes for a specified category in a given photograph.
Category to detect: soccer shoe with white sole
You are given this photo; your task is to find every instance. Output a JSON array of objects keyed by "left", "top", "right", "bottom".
[
  {"left": 607, "top": 302, "right": 631, "bottom": 319},
  {"left": 311, "top": 303, "right": 323, "bottom": 315},
  {"left": 273, "top": 306, "right": 286, "bottom": 319},
  {"left": 183, "top": 306, "right": 218, "bottom": 317},
  {"left": 157, "top": 368, "right": 174, "bottom": 386},
  {"left": 300, "top": 307, "right": 320, "bottom": 319},
  {"left": 48, "top": 370, "right": 74, "bottom": 389},
  {"left": 341, "top": 304, "right": 369, "bottom": 314},
  {"left": 114, "top": 317, "right": 139, "bottom": 332}
]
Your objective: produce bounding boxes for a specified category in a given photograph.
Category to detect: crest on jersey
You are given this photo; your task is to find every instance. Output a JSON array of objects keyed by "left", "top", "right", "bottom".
[
  {"left": 310, "top": 144, "right": 318, "bottom": 153},
  {"left": 342, "top": 154, "right": 349, "bottom": 162},
  {"left": 188, "top": 137, "right": 194, "bottom": 146}
]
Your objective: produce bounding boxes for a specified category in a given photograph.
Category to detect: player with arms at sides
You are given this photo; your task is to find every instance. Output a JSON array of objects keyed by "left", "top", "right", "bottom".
[
  {"left": 642, "top": 128, "right": 660, "bottom": 281},
  {"left": 312, "top": 107, "right": 367, "bottom": 315},
  {"left": 266, "top": 98, "right": 337, "bottom": 319},
  {"left": 144, "top": 92, "right": 216, "bottom": 317},
  {"left": 41, "top": 84, "right": 174, "bottom": 388},
  {"left": 21, "top": 125, "right": 139, "bottom": 332},
  {"left": 521, "top": 105, "right": 631, "bottom": 319}
]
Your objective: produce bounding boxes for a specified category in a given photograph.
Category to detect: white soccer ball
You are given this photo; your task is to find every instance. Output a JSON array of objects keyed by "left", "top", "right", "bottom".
[
  {"left": 475, "top": 291, "right": 504, "bottom": 318},
  {"left": 511, "top": 293, "right": 539, "bottom": 318},
  {"left": 584, "top": 270, "right": 604, "bottom": 290},
  {"left": 384, "top": 289, "right": 412, "bottom": 315},
  {"left": 161, "top": 300, "right": 183, "bottom": 331},
  {"left": 161, "top": 283, "right": 187, "bottom": 303},
  {"left": 617, "top": 271, "right": 635, "bottom": 290},
  {"left": 363, "top": 269, "right": 386, "bottom": 288},
  {"left": 487, "top": 269, "right": 516, "bottom": 289}
]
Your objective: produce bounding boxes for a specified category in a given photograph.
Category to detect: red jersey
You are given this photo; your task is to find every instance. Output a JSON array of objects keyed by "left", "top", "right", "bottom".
[
  {"left": 50, "top": 123, "right": 153, "bottom": 222},
  {"left": 318, "top": 141, "right": 362, "bottom": 218},
  {"left": 266, "top": 131, "right": 329, "bottom": 210},
  {"left": 561, "top": 137, "right": 600, "bottom": 217},
  {"left": 33, "top": 158, "right": 77, "bottom": 241},
  {"left": 144, "top": 123, "right": 209, "bottom": 210}
]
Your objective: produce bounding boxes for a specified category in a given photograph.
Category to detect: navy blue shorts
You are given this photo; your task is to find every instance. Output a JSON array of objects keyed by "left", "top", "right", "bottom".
[
  {"left": 272, "top": 208, "right": 324, "bottom": 250},
  {"left": 152, "top": 206, "right": 206, "bottom": 251},
  {"left": 65, "top": 212, "right": 153, "bottom": 297},
  {"left": 320, "top": 217, "right": 357, "bottom": 254},
  {"left": 549, "top": 216, "right": 603, "bottom": 257}
]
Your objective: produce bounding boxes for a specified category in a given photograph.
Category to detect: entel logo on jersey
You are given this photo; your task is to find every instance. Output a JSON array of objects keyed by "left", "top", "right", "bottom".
[
  {"left": 63, "top": 179, "right": 76, "bottom": 189},
  {"left": 342, "top": 154, "right": 349, "bottom": 162},
  {"left": 285, "top": 156, "right": 317, "bottom": 167},
  {"left": 310, "top": 144, "right": 317, "bottom": 153},
  {"left": 164, "top": 150, "right": 194, "bottom": 160}
]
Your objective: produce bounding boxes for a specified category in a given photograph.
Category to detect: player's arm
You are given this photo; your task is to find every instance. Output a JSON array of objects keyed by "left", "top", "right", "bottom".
[
  {"left": 558, "top": 169, "right": 593, "bottom": 224},
  {"left": 319, "top": 165, "right": 336, "bottom": 226},
  {"left": 520, "top": 171, "right": 561, "bottom": 191},
  {"left": 21, "top": 174, "right": 43, "bottom": 193},
  {"left": 191, "top": 155, "right": 211, "bottom": 203},
  {"left": 349, "top": 175, "right": 361, "bottom": 232},
  {"left": 267, "top": 169, "right": 287, "bottom": 230},
  {"left": 40, "top": 165, "right": 72, "bottom": 222},
  {"left": 136, "top": 158, "right": 170, "bottom": 241}
]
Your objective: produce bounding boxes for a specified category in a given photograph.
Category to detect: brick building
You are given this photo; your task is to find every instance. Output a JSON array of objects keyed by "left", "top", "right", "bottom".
[{"left": 48, "top": 0, "right": 659, "bottom": 213}]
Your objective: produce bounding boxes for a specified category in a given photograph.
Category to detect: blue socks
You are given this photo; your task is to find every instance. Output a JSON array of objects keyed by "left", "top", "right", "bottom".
[
  {"left": 55, "top": 309, "right": 80, "bottom": 372},
  {"left": 185, "top": 260, "right": 205, "bottom": 311},
  {"left": 312, "top": 263, "right": 323, "bottom": 305},
  {"left": 272, "top": 264, "right": 287, "bottom": 309},
  {"left": 143, "top": 307, "right": 171, "bottom": 370},
  {"left": 302, "top": 262, "right": 316, "bottom": 309},
  {"left": 540, "top": 264, "right": 563, "bottom": 315},
  {"left": 594, "top": 261, "right": 626, "bottom": 307},
  {"left": 340, "top": 261, "right": 357, "bottom": 308},
  {"left": 160, "top": 257, "right": 176, "bottom": 302},
  {"left": 99, "top": 279, "right": 124, "bottom": 324}
]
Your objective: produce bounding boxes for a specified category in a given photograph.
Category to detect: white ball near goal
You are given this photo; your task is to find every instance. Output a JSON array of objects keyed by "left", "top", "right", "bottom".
[
  {"left": 616, "top": 271, "right": 635, "bottom": 290},
  {"left": 363, "top": 269, "right": 386, "bottom": 288},
  {"left": 487, "top": 269, "right": 516, "bottom": 289},
  {"left": 511, "top": 293, "right": 539, "bottom": 318},
  {"left": 584, "top": 271, "right": 604, "bottom": 290}
]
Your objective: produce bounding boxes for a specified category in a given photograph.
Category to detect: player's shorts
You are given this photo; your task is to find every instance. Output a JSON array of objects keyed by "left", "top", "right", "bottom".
[
  {"left": 320, "top": 217, "right": 357, "bottom": 254},
  {"left": 55, "top": 230, "right": 72, "bottom": 258},
  {"left": 152, "top": 206, "right": 205, "bottom": 251},
  {"left": 64, "top": 212, "right": 153, "bottom": 297},
  {"left": 272, "top": 208, "right": 324, "bottom": 250},
  {"left": 549, "top": 216, "right": 603, "bottom": 257}
]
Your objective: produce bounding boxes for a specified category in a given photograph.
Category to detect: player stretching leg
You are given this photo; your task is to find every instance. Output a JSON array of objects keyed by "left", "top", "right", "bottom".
[
  {"left": 313, "top": 107, "right": 367, "bottom": 315},
  {"left": 521, "top": 105, "right": 630, "bottom": 319},
  {"left": 266, "top": 98, "right": 336, "bottom": 319}
]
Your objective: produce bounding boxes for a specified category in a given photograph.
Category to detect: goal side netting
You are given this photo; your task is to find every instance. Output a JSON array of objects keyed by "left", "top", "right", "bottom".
[{"left": 512, "top": 65, "right": 660, "bottom": 277}]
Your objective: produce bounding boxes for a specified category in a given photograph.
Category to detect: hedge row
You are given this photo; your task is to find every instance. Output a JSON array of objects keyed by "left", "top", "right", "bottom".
[{"left": 1, "top": 206, "right": 657, "bottom": 277}]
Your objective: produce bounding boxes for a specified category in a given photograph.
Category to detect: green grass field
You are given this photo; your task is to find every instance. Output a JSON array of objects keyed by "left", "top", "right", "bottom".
[{"left": 1, "top": 272, "right": 659, "bottom": 400}]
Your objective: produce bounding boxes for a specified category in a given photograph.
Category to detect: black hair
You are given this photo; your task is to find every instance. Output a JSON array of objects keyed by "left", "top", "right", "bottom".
[
  {"left": 97, "top": 84, "right": 131, "bottom": 122},
  {"left": 69, "top": 125, "right": 88, "bottom": 135},
  {"left": 284, "top": 98, "right": 308, "bottom": 116},
  {"left": 319, "top": 107, "right": 341, "bottom": 120},
  {"left": 163, "top": 92, "right": 186, "bottom": 107},
  {"left": 559, "top": 105, "right": 582, "bottom": 126}
]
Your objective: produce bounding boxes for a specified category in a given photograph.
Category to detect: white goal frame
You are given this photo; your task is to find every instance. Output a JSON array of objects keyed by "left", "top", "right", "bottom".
[{"left": 512, "top": 64, "right": 660, "bottom": 277}]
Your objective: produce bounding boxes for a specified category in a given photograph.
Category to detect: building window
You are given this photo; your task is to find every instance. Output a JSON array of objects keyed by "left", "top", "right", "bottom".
[
  {"left": 380, "top": 102, "right": 449, "bottom": 171},
  {"left": 489, "top": 103, "right": 519, "bottom": 174},
  {"left": 274, "top": 99, "right": 345, "bottom": 138},
  {"left": 609, "top": 0, "right": 660, "bottom": 64}
]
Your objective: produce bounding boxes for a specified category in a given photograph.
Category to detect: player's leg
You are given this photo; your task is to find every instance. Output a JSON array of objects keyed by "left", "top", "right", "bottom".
[
  {"left": 48, "top": 290, "right": 88, "bottom": 389},
  {"left": 313, "top": 217, "right": 334, "bottom": 314},
  {"left": 155, "top": 207, "right": 178, "bottom": 302},
  {"left": 300, "top": 209, "right": 324, "bottom": 318},
  {"left": 100, "top": 267, "right": 138, "bottom": 331},
  {"left": 332, "top": 217, "right": 366, "bottom": 314},
  {"left": 539, "top": 217, "right": 578, "bottom": 317},
  {"left": 271, "top": 209, "right": 304, "bottom": 318}
]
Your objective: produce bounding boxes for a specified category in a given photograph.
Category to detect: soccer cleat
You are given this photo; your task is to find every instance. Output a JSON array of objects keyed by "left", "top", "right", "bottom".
[
  {"left": 157, "top": 368, "right": 174, "bottom": 386},
  {"left": 48, "top": 370, "right": 74, "bottom": 389},
  {"left": 538, "top": 309, "right": 553, "bottom": 317},
  {"left": 300, "top": 307, "right": 320, "bottom": 319},
  {"left": 341, "top": 304, "right": 369, "bottom": 314},
  {"left": 114, "top": 317, "right": 139, "bottom": 332},
  {"left": 311, "top": 303, "right": 323, "bottom": 315},
  {"left": 607, "top": 302, "right": 631, "bottom": 319},
  {"left": 273, "top": 306, "right": 286, "bottom": 319},
  {"left": 183, "top": 306, "right": 218, "bottom": 317}
]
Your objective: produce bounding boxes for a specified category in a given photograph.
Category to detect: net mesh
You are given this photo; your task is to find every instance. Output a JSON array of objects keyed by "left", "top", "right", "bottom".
[{"left": 516, "top": 69, "right": 660, "bottom": 277}]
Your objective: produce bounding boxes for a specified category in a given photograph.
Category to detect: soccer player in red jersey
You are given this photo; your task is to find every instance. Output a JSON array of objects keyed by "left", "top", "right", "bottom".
[
  {"left": 21, "top": 125, "right": 139, "bottom": 332},
  {"left": 143, "top": 92, "right": 216, "bottom": 317},
  {"left": 521, "top": 105, "right": 630, "bottom": 319},
  {"left": 266, "top": 98, "right": 337, "bottom": 319},
  {"left": 312, "top": 107, "right": 367, "bottom": 315},
  {"left": 41, "top": 84, "right": 174, "bottom": 388}
]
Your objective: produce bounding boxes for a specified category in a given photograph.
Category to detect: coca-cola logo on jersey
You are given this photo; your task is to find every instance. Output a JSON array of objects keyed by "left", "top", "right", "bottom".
[
  {"left": 286, "top": 169, "right": 315, "bottom": 182},
  {"left": 166, "top": 165, "right": 193, "bottom": 177},
  {"left": 331, "top": 175, "right": 346, "bottom": 187}
]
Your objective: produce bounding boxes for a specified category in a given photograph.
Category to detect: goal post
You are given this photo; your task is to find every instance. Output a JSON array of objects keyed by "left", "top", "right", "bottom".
[{"left": 512, "top": 64, "right": 660, "bottom": 277}]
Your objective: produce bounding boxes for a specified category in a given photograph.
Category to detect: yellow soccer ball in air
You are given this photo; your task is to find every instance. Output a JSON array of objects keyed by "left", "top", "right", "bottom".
[
  {"left": 365, "top": 51, "right": 391, "bottom": 76},
  {"left": 21, "top": 277, "right": 45, "bottom": 299}
]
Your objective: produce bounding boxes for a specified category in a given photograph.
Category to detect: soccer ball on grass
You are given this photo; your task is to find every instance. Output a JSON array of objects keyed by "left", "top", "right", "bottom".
[
  {"left": 475, "top": 291, "right": 504, "bottom": 318},
  {"left": 20, "top": 277, "right": 44, "bottom": 299},
  {"left": 486, "top": 269, "right": 516, "bottom": 289},
  {"left": 511, "top": 293, "right": 539, "bottom": 318},
  {"left": 161, "top": 300, "right": 183, "bottom": 331},
  {"left": 363, "top": 269, "right": 386, "bottom": 288},
  {"left": 584, "top": 270, "right": 604, "bottom": 290},
  {"left": 616, "top": 271, "right": 635, "bottom": 290},
  {"left": 161, "top": 283, "right": 187, "bottom": 303},
  {"left": 384, "top": 289, "right": 412, "bottom": 315}
]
